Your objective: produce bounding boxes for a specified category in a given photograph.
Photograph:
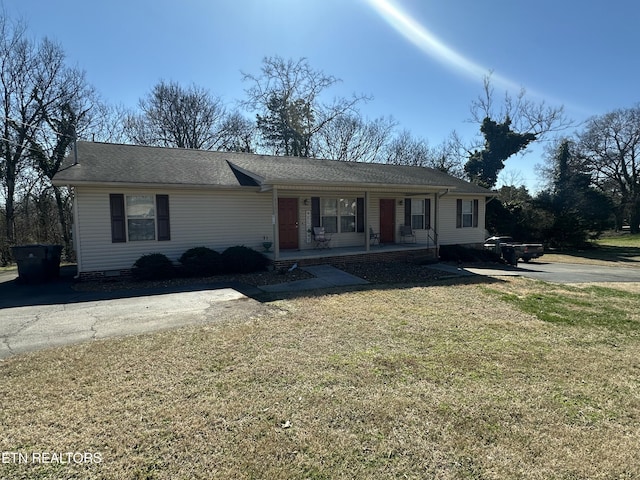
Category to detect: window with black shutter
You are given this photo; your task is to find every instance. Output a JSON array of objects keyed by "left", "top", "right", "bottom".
[
  {"left": 456, "top": 199, "right": 478, "bottom": 228},
  {"left": 110, "top": 193, "right": 171, "bottom": 242},
  {"left": 110, "top": 194, "right": 126, "bottom": 243},
  {"left": 156, "top": 195, "right": 171, "bottom": 241}
]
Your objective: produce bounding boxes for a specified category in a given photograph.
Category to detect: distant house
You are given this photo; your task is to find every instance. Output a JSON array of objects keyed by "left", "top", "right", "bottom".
[{"left": 52, "top": 142, "right": 491, "bottom": 279}]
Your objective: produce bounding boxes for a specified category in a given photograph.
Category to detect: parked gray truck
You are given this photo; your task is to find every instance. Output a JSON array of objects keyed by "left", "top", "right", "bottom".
[{"left": 484, "top": 236, "right": 544, "bottom": 266}]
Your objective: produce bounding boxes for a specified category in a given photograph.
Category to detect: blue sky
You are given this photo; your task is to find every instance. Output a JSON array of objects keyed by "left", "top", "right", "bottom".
[{"left": 8, "top": 0, "right": 640, "bottom": 191}]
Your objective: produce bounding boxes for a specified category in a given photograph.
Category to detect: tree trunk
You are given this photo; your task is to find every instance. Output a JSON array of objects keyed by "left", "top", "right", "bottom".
[
  {"left": 630, "top": 200, "right": 640, "bottom": 234},
  {"left": 4, "top": 158, "right": 16, "bottom": 247},
  {"left": 53, "top": 185, "right": 72, "bottom": 259}
]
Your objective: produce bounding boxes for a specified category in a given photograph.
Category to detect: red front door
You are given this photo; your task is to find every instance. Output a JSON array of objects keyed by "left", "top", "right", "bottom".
[
  {"left": 379, "top": 199, "right": 395, "bottom": 244},
  {"left": 278, "top": 198, "right": 299, "bottom": 249}
]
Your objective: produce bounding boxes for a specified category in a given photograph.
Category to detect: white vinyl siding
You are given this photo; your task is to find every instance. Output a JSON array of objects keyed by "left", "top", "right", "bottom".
[
  {"left": 71, "top": 186, "right": 486, "bottom": 274},
  {"left": 438, "top": 196, "right": 486, "bottom": 245},
  {"left": 74, "top": 187, "right": 272, "bottom": 273}
]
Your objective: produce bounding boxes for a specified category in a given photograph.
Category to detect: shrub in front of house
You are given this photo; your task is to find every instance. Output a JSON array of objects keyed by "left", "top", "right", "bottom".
[
  {"left": 178, "top": 247, "right": 223, "bottom": 277},
  {"left": 131, "top": 253, "right": 175, "bottom": 281},
  {"left": 221, "top": 246, "right": 269, "bottom": 274}
]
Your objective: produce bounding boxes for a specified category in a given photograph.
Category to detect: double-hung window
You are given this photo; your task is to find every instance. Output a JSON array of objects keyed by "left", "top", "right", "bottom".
[
  {"left": 313, "top": 197, "right": 364, "bottom": 233},
  {"left": 339, "top": 198, "right": 357, "bottom": 233},
  {"left": 404, "top": 198, "right": 431, "bottom": 230},
  {"left": 320, "top": 198, "right": 338, "bottom": 233},
  {"left": 126, "top": 195, "right": 156, "bottom": 241},
  {"left": 411, "top": 199, "right": 425, "bottom": 230},
  {"left": 456, "top": 199, "right": 479, "bottom": 228},
  {"left": 110, "top": 194, "right": 170, "bottom": 242}
]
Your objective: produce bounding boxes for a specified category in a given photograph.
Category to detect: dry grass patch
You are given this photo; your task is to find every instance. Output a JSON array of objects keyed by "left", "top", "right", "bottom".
[{"left": 1, "top": 279, "right": 639, "bottom": 479}]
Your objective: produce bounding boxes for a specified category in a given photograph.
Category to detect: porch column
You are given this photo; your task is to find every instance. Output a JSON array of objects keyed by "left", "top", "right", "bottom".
[
  {"left": 272, "top": 187, "right": 280, "bottom": 260},
  {"left": 365, "top": 190, "right": 370, "bottom": 252}
]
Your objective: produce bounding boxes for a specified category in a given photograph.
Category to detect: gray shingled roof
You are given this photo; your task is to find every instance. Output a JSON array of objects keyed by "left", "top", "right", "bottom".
[{"left": 53, "top": 142, "right": 490, "bottom": 194}]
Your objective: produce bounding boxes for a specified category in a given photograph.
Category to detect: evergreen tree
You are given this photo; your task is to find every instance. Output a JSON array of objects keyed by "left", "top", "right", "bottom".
[{"left": 538, "top": 140, "right": 612, "bottom": 246}]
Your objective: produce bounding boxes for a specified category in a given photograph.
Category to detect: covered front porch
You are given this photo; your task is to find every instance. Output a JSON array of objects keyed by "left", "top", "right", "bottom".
[
  {"left": 265, "top": 184, "right": 445, "bottom": 265},
  {"left": 264, "top": 242, "right": 438, "bottom": 269}
]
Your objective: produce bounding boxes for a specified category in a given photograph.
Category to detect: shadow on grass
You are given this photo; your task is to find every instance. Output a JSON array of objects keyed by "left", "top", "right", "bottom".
[{"left": 553, "top": 244, "right": 640, "bottom": 264}]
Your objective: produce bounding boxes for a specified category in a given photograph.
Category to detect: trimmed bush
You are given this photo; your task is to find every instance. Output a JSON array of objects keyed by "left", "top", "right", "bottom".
[
  {"left": 131, "top": 253, "right": 174, "bottom": 281},
  {"left": 178, "top": 246, "right": 223, "bottom": 277},
  {"left": 221, "top": 245, "right": 269, "bottom": 274}
]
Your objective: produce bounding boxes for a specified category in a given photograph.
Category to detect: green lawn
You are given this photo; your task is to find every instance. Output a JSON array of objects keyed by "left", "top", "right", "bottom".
[
  {"left": 598, "top": 232, "right": 640, "bottom": 247},
  {"left": 543, "top": 233, "right": 640, "bottom": 266},
  {"left": 1, "top": 276, "right": 639, "bottom": 479}
]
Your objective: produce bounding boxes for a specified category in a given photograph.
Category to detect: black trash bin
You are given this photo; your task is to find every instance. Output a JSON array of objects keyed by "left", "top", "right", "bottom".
[
  {"left": 11, "top": 244, "right": 63, "bottom": 283},
  {"left": 502, "top": 246, "right": 518, "bottom": 267}
]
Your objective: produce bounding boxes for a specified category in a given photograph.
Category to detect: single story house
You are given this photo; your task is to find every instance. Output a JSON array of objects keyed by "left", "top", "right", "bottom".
[{"left": 52, "top": 142, "right": 491, "bottom": 279}]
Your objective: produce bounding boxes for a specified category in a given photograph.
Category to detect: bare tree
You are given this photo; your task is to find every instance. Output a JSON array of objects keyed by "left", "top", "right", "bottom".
[
  {"left": 464, "top": 74, "right": 572, "bottom": 188},
  {"left": 126, "top": 80, "right": 229, "bottom": 150},
  {"left": 89, "top": 102, "right": 131, "bottom": 144},
  {"left": 578, "top": 105, "right": 640, "bottom": 232},
  {"left": 216, "top": 110, "right": 257, "bottom": 153},
  {"left": 313, "top": 114, "right": 396, "bottom": 163},
  {"left": 0, "top": 14, "right": 94, "bottom": 253},
  {"left": 242, "top": 56, "right": 370, "bottom": 157},
  {"left": 383, "top": 130, "right": 431, "bottom": 166},
  {"left": 0, "top": 15, "right": 33, "bottom": 249},
  {"left": 470, "top": 74, "right": 572, "bottom": 137},
  {"left": 29, "top": 76, "right": 101, "bottom": 257},
  {"left": 430, "top": 131, "right": 467, "bottom": 178}
]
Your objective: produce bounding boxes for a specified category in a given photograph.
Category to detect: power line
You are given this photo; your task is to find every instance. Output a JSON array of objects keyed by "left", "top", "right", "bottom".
[{"left": 0, "top": 136, "right": 53, "bottom": 155}]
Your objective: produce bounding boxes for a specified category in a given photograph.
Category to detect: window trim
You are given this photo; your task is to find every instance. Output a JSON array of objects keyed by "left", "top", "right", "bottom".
[
  {"left": 312, "top": 196, "right": 365, "bottom": 234},
  {"left": 404, "top": 198, "right": 431, "bottom": 230},
  {"left": 126, "top": 195, "right": 157, "bottom": 241},
  {"left": 109, "top": 193, "right": 171, "bottom": 243},
  {"left": 456, "top": 199, "right": 479, "bottom": 229},
  {"left": 339, "top": 197, "right": 357, "bottom": 233}
]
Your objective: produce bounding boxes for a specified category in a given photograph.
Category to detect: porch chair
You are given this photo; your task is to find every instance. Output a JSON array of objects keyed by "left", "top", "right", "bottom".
[
  {"left": 369, "top": 227, "right": 381, "bottom": 246},
  {"left": 312, "top": 226, "right": 332, "bottom": 249},
  {"left": 399, "top": 225, "right": 416, "bottom": 243}
]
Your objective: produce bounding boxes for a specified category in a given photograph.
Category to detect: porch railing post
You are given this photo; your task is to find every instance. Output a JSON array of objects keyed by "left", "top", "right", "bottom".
[
  {"left": 365, "top": 190, "right": 370, "bottom": 252},
  {"left": 273, "top": 187, "right": 279, "bottom": 260}
]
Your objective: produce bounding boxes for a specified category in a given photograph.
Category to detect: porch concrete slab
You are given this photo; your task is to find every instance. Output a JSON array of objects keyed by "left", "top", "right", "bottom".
[{"left": 258, "top": 264, "right": 369, "bottom": 293}]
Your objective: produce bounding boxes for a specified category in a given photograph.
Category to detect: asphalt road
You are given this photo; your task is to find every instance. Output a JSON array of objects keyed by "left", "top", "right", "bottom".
[{"left": 464, "top": 261, "right": 640, "bottom": 283}]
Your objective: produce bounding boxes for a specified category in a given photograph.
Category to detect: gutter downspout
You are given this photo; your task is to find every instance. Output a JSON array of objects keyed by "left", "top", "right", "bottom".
[
  {"left": 365, "top": 191, "right": 370, "bottom": 252},
  {"left": 70, "top": 186, "right": 81, "bottom": 279}
]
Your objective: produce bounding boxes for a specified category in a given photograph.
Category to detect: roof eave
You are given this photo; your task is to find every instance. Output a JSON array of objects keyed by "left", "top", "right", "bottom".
[
  {"left": 259, "top": 179, "right": 463, "bottom": 192},
  {"left": 51, "top": 179, "right": 260, "bottom": 190}
]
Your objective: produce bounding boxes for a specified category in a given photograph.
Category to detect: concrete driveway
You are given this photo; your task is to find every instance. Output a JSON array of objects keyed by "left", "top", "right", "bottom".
[
  {"left": 0, "top": 269, "right": 265, "bottom": 359},
  {"left": 0, "top": 264, "right": 366, "bottom": 359},
  {"left": 0, "top": 289, "right": 264, "bottom": 359}
]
